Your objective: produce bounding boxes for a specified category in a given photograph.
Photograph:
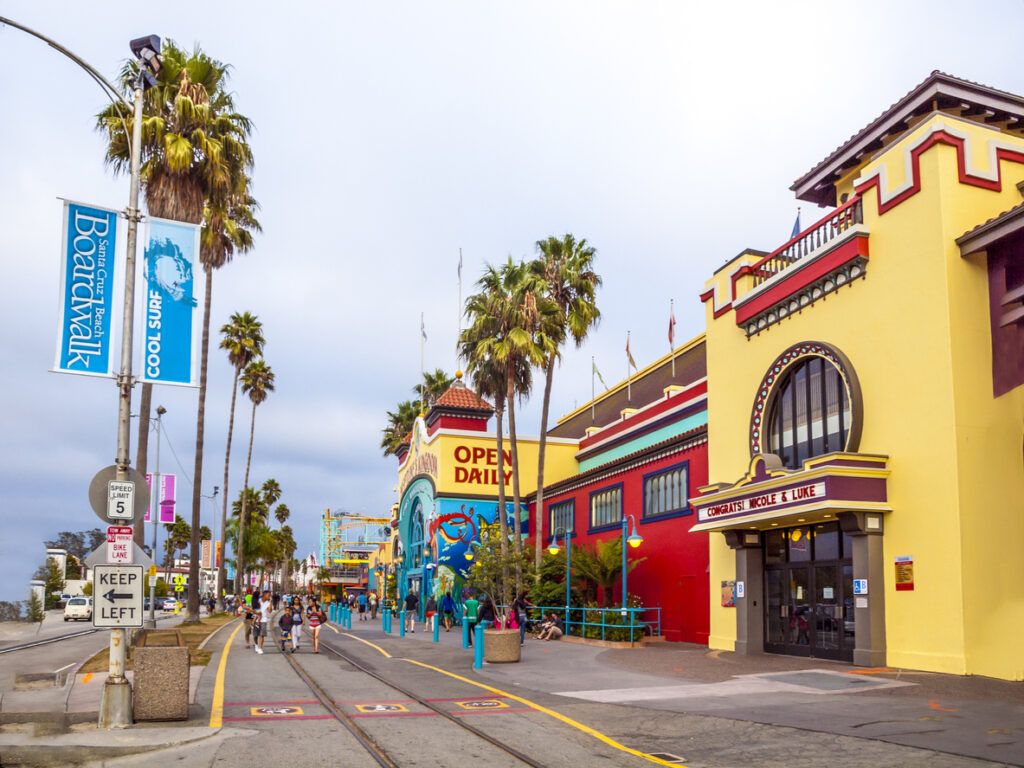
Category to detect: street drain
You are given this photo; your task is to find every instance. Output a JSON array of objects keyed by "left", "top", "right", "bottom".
[{"left": 646, "top": 752, "right": 685, "bottom": 763}]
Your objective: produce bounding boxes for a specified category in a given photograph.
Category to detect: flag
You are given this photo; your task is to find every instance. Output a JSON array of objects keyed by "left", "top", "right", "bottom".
[
  {"left": 421, "top": 316, "right": 427, "bottom": 342},
  {"left": 457, "top": 251, "right": 462, "bottom": 280},
  {"left": 626, "top": 332, "right": 638, "bottom": 371},
  {"left": 593, "top": 359, "right": 609, "bottom": 390},
  {"left": 791, "top": 208, "right": 801, "bottom": 239},
  {"left": 668, "top": 305, "right": 676, "bottom": 346}
]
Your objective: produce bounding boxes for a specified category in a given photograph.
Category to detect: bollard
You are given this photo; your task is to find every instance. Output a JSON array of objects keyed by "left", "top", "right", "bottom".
[
  {"left": 383, "top": 608, "right": 390, "bottom": 634},
  {"left": 433, "top": 612, "right": 439, "bottom": 643},
  {"left": 474, "top": 624, "right": 484, "bottom": 668},
  {"left": 347, "top": 608, "right": 353, "bottom": 630},
  {"left": 462, "top": 618, "right": 469, "bottom": 649},
  {"left": 399, "top": 610, "right": 406, "bottom": 637}
]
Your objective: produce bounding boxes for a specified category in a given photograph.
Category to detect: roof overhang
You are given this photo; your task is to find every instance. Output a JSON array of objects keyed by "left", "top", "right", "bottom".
[
  {"left": 689, "top": 453, "right": 890, "bottom": 533},
  {"left": 791, "top": 72, "right": 1024, "bottom": 207}
]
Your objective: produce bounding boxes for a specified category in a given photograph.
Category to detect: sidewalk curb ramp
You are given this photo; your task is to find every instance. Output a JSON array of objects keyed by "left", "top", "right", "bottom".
[{"left": 0, "top": 724, "right": 221, "bottom": 767}]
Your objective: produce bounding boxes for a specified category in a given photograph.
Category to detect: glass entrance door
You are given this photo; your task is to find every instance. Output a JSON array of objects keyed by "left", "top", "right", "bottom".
[{"left": 763, "top": 523, "right": 853, "bottom": 661}]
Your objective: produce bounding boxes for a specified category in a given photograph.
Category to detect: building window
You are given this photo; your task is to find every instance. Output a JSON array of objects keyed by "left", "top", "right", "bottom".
[
  {"left": 766, "top": 355, "right": 853, "bottom": 469},
  {"left": 410, "top": 501, "right": 424, "bottom": 568},
  {"left": 589, "top": 485, "right": 622, "bottom": 529},
  {"left": 643, "top": 464, "right": 690, "bottom": 518},
  {"left": 549, "top": 500, "right": 574, "bottom": 535}
]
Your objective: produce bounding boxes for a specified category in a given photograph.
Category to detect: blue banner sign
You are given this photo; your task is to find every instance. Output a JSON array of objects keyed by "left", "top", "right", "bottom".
[
  {"left": 54, "top": 201, "right": 119, "bottom": 377},
  {"left": 140, "top": 217, "right": 201, "bottom": 387}
]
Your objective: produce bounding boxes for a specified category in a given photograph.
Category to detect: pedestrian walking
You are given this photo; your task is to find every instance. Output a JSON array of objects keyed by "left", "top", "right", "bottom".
[
  {"left": 290, "top": 598, "right": 303, "bottom": 651},
  {"left": 369, "top": 593, "right": 378, "bottom": 620},
  {"left": 238, "top": 601, "right": 254, "bottom": 649},
  {"left": 511, "top": 591, "right": 534, "bottom": 646},
  {"left": 358, "top": 592, "right": 368, "bottom": 621},
  {"left": 441, "top": 591, "right": 455, "bottom": 631},
  {"left": 307, "top": 600, "right": 325, "bottom": 653},
  {"left": 404, "top": 591, "right": 419, "bottom": 633},
  {"left": 272, "top": 592, "right": 281, "bottom": 610},
  {"left": 279, "top": 604, "right": 294, "bottom": 652},
  {"left": 463, "top": 593, "right": 479, "bottom": 645},
  {"left": 256, "top": 590, "right": 272, "bottom": 654},
  {"left": 424, "top": 594, "right": 437, "bottom": 632}
]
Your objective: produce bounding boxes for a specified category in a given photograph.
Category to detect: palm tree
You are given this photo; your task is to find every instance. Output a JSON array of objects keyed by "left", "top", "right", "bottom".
[
  {"left": 216, "top": 311, "right": 265, "bottom": 610},
  {"left": 261, "top": 478, "right": 282, "bottom": 512},
  {"left": 530, "top": 235, "right": 601, "bottom": 573},
  {"left": 97, "top": 42, "right": 258, "bottom": 622},
  {"left": 232, "top": 487, "right": 268, "bottom": 526},
  {"left": 414, "top": 369, "right": 455, "bottom": 410},
  {"left": 275, "top": 503, "right": 291, "bottom": 527},
  {"left": 381, "top": 400, "right": 420, "bottom": 456},
  {"left": 462, "top": 259, "right": 553, "bottom": 587},
  {"left": 236, "top": 359, "right": 275, "bottom": 597},
  {"left": 572, "top": 538, "right": 645, "bottom": 608}
]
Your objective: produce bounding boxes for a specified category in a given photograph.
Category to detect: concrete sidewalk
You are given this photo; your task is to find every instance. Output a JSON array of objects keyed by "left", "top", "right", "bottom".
[{"left": 334, "top": 613, "right": 1024, "bottom": 767}]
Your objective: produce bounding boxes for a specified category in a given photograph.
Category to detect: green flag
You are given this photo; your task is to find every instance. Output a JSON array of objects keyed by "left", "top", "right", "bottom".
[{"left": 593, "top": 359, "right": 609, "bottom": 390}]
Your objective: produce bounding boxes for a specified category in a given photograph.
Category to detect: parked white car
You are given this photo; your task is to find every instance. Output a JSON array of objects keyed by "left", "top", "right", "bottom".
[
  {"left": 63, "top": 597, "right": 93, "bottom": 622},
  {"left": 161, "top": 599, "right": 181, "bottom": 612}
]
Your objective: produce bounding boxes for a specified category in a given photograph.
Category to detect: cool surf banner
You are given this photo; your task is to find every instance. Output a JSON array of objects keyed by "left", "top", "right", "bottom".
[
  {"left": 139, "top": 217, "right": 202, "bottom": 387},
  {"left": 54, "top": 200, "right": 120, "bottom": 377}
]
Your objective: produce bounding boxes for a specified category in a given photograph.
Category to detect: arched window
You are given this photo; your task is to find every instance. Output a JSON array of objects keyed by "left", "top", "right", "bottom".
[
  {"left": 410, "top": 501, "right": 424, "bottom": 568},
  {"left": 766, "top": 355, "right": 852, "bottom": 469}
]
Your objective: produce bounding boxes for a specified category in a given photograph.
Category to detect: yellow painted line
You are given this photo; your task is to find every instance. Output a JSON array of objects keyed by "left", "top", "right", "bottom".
[
  {"left": 326, "top": 623, "right": 340, "bottom": 633},
  {"left": 208, "top": 621, "right": 245, "bottom": 727},
  {"left": 341, "top": 632, "right": 392, "bottom": 658},
  {"left": 401, "top": 658, "right": 683, "bottom": 767}
]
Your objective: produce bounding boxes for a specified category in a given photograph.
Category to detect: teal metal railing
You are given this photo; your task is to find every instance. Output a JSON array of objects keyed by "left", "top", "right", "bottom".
[{"left": 502, "top": 604, "right": 661, "bottom": 642}]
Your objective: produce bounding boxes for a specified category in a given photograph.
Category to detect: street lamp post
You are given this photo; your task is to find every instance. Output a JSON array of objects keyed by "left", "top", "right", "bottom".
[
  {"left": 145, "top": 406, "right": 166, "bottom": 629},
  {"left": 620, "top": 515, "right": 643, "bottom": 617},
  {"left": 547, "top": 527, "right": 573, "bottom": 619}
]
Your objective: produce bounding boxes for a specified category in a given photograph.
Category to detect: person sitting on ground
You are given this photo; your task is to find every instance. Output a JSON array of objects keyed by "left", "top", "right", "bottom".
[{"left": 538, "top": 611, "right": 564, "bottom": 641}]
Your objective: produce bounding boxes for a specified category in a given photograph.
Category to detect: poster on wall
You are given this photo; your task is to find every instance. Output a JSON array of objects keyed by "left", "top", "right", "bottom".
[
  {"left": 138, "top": 216, "right": 202, "bottom": 387},
  {"left": 721, "top": 580, "right": 736, "bottom": 607},
  {"left": 895, "top": 555, "right": 914, "bottom": 591},
  {"left": 53, "top": 200, "right": 121, "bottom": 378}
]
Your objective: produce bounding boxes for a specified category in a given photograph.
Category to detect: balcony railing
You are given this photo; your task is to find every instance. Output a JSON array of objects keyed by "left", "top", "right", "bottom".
[
  {"left": 325, "top": 566, "right": 365, "bottom": 581},
  {"left": 752, "top": 197, "right": 863, "bottom": 287}
]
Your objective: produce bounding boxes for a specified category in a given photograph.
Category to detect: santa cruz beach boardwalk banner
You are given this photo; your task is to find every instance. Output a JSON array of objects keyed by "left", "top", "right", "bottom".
[
  {"left": 140, "top": 217, "right": 202, "bottom": 387},
  {"left": 54, "top": 201, "right": 120, "bottom": 377}
]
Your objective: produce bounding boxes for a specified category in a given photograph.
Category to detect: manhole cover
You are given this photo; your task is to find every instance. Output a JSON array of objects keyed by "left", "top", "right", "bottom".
[{"left": 646, "top": 753, "right": 685, "bottom": 763}]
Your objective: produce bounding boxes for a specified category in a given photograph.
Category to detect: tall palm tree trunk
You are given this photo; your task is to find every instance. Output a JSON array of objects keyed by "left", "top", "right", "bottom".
[
  {"left": 494, "top": 402, "right": 511, "bottom": 609},
  {"left": 215, "top": 367, "right": 241, "bottom": 611},
  {"left": 133, "top": 383, "right": 152, "bottom": 549},
  {"left": 534, "top": 355, "right": 556, "bottom": 578},
  {"left": 186, "top": 266, "right": 213, "bottom": 623},
  {"left": 505, "top": 365, "right": 524, "bottom": 592},
  {"left": 237, "top": 400, "right": 257, "bottom": 597}
]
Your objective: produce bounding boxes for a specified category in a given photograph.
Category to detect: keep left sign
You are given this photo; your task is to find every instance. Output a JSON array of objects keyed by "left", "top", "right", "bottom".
[{"left": 107, "top": 526, "right": 133, "bottom": 564}]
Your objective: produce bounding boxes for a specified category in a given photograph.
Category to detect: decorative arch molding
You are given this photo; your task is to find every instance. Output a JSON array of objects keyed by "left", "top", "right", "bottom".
[
  {"left": 749, "top": 341, "right": 863, "bottom": 459},
  {"left": 398, "top": 476, "right": 435, "bottom": 560}
]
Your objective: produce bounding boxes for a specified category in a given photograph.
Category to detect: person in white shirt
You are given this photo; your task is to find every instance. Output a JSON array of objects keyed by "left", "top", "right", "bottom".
[{"left": 256, "top": 590, "right": 272, "bottom": 654}]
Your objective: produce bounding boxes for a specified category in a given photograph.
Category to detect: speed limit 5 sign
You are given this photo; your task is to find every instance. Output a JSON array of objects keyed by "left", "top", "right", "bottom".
[{"left": 107, "top": 481, "right": 135, "bottom": 521}]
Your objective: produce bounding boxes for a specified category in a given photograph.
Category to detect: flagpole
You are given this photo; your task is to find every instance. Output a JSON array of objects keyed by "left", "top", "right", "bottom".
[
  {"left": 626, "top": 330, "right": 631, "bottom": 402},
  {"left": 456, "top": 248, "right": 463, "bottom": 372},
  {"left": 591, "top": 355, "right": 595, "bottom": 422},
  {"left": 420, "top": 312, "right": 425, "bottom": 415},
  {"left": 670, "top": 298, "right": 676, "bottom": 379}
]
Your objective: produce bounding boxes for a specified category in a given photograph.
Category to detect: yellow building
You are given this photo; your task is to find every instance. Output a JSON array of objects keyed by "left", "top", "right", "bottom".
[
  {"left": 392, "top": 376, "right": 578, "bottom": 601},
  {"left": 692, "top": 72, "right": 1024, "bottom": 680}
]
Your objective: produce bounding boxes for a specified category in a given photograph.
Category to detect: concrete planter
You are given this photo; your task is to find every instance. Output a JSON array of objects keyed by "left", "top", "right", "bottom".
[
  {"left": 483, "top": 628, "right": 521, "bottom": 663},
  {"left": 133, "top": 629, "right": 190, "bottom": 721}
]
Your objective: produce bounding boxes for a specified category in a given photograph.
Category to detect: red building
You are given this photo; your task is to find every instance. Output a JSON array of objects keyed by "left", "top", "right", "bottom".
[{"left": 530, "top": 335, "right": 710, "bottom": 643}]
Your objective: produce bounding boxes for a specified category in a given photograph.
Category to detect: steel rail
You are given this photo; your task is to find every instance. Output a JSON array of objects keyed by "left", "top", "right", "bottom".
[
  {"left": 273, "top": 626, "right": 397, "bottom": 768},
  {"left": 316, "top": 633, "right": 546, "bottom": 767}
]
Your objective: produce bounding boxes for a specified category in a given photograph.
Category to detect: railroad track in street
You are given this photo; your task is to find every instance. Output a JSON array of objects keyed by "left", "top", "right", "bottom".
[{"left": 275, "top": 624, "right": 547, "bottom": 768}]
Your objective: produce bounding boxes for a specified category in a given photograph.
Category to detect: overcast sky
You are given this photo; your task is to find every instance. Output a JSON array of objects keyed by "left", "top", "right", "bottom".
[{"left": 1, "top": 1, "right": 1022, "bottom": 603}]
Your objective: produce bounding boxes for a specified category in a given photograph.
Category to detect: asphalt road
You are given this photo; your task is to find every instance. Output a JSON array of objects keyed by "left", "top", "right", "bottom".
[{"left": 82, "top": 617, "right": 1017, "bottom": 768}]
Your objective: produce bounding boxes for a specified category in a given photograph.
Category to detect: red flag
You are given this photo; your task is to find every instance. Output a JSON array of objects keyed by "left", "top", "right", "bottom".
[{"left": 668, "top": 306, "right": 676, "bottom": 345}]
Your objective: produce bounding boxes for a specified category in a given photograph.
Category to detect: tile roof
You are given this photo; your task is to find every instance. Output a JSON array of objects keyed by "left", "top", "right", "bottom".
[
  {"left": 791, "top": 71, "right": 1024, "bottom": 206},
  {"left": 957, "top": 200, "right": 1024, "bottom": 243},
  {"left": 433, "top": 381, "right": 493, "bottom": 412}
]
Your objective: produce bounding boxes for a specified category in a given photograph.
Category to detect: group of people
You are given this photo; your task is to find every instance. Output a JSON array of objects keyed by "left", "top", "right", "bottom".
[
  {"left": 237, "top": 590, "right": 326, "bottom": 654},
  {"left": 338, "top": 590, "right": 377, "bottom": 621}
]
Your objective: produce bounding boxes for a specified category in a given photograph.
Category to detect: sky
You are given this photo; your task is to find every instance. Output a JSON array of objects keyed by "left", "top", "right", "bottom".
[{"left": 1, "top": 1, "right": 1022, "bottom": 603}]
